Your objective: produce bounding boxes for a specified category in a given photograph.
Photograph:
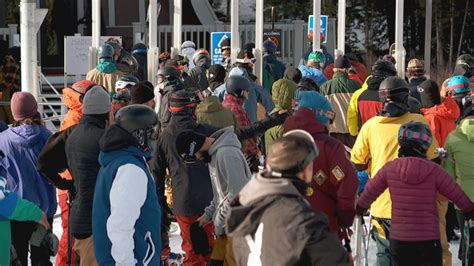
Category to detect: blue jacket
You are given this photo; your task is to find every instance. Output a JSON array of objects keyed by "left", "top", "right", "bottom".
[
  {"left": 0, "top": 125, "right": 56, "bottom": 218},
  {"left": 93, "top": 126, "right": 161, "bottom": 266},
  {"left": 228, "top": 67, "right": 275, "bottom": 123},
  {"left": 298, "top": 65, "right": 327, "bottom": 86}
]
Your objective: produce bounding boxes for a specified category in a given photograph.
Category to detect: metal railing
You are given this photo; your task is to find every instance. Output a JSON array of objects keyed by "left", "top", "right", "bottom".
[{"left": 0, "top": 24, "right": 18, "bottom": 47}]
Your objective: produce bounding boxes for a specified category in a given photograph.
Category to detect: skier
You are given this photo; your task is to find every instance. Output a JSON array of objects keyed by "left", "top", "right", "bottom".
[
  {"left": 447, "top": 75, "right": 471, "bottom": 113},
  {"left": 188, "top": 49, "right": 212, "bottom": 91},
  {"left": 406, "top": 58, "right": 427, "bottom": 101},
  {"left": 130, "top": 81, "right": 156, "bottom": 108},
  {"left": 284, "top": 91, "right": 358, "bottom": 235},
  {"left": 65, "top": 86, "right": 112, "bottom": 266},
  {"left": 93, "top": 105, "right": 161, "bottom": 265},
  {"left": 131, "top": 43, "right": 148, "bottom": 81},
  {"left": 347, "top": 59, "right": 397, "bottom": 136},
  {"left": 156, "top": 66, "right": 184, "bottom": 130},
  {"left": 357, "top": 121, "right": 474, "bottom": 266},
  {"left": 283, "top": 66, "right": 303, "bottom": 84},
  {"left": 0, "top": 92, "right": 56, "bottom": 265},
  {"left": 444, "top": 96, "right": 474, "bottom": 264},
  {"left": 111, "top": 74, "right": 138, "bottom": 114},
  {"left": 181, "top": 40, "right": 197, "bottom": 70},
  {"left": 453, "top": 54, "right": 474, "bottom": 79},
  {"left": 298, "top": 51, "right": 327, "bottom": 86},
  {"left": 176, "top": 127, "right": 251, "bottom": 266},
  {"left": 351, "top": 76, "right": 440, "bottom": 265},
  {"left": 226, "top": 130, "right": 350, "bottom": 265},
  {"left": 324, "top": 53, "right": 369, "bottom": 84},
  {"left": 205, "top": 64, "right": 226, "bottom": 99},
  {"left": 86, "top": 44, "right": 122, "bottom": 92},
  {"left": 220, "top": 38, "right": 232, "bottom": 71},
  {"left": 320, "top": 55, "right": 361, "bottom": 147},
  {"left": 262, "top": 39, "right": 285, "bottom": 94}
]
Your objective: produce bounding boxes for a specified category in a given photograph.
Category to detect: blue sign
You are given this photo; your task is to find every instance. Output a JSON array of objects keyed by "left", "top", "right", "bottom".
[
  {"left": 211, "top": 32, "right": 231, "bottom": 65},
  {"left": 308, "top": 15, "right": 328, "bottom": 44}
]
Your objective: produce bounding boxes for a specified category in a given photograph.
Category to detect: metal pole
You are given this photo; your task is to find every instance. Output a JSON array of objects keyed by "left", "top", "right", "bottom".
[
  {"left": 148, "top": 0, "right": 158, "bottom": 85},
  {"left": 172, "top": 0, "right": 182, "bottom": 56},
  {"left": 312, "top": 0, "right": 321, "bottom": 52},
  {"left": 230, "top": 0, "right": 240, "bottom": 65},
  {"left": 254, "top": 0, "right": 264, "bottom": 81},
  {"left": 424, "top": 0, "right": 432, "bottom": 77},
  {"left": 271, "top": 6, "right": 275, "bottom": 31},
  {"left": 20, "top": 0, "right": 36, "bottom": 97},
  {"left": 337, "top": 0, "right": 346, "bottom": 55},
  {"left": 395, "top": 0, "right": 405, "bottom": 78},
  {"left": 90, "top": 0, "right": 101, "bottom": 70}
]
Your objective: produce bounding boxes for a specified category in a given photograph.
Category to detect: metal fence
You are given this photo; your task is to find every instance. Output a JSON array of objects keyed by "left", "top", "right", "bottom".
[
  {"left": 0, "top": 24, "right": 18, "bottom": 47},
  {"left": 133, "top": 19, "right": 336, "bottom": 66}
]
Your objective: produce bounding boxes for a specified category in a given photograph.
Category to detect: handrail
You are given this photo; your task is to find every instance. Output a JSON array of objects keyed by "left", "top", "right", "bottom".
[{"left": 40, "top": 72, "right": 63, "bottom": 98}]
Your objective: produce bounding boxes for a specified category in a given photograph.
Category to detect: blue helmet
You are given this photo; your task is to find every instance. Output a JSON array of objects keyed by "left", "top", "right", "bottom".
[{"left": 263, "top": 39, "right": 277, "bottom": 53}]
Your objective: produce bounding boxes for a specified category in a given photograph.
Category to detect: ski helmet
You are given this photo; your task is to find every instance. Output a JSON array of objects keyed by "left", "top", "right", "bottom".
[
  {"left": 168, "top": 90, "right": 199, "bottom": 113},
  {"left": 131, "top": 43, "right": 147, "bottom": 56},
  {"left": 159, "top": 52, "right": 171, "bottom": 64},
  {"left": 263, "top": 39, "right": 277, "bottom": 53},
  {"left": 407, "top": 96, "right": 422, "bottom": 114},
  {"left": 448, "top": 75, "right": 470, "bottom": 98},
  {"left": 192, "top": 49, "right": 211, "bottom": 66},
  {"left": 114, "top": 104, "right": 158, "bottom": 151},
  {"left": 372, "top": 60, "right": 397, "bottom": 79},
  {"left": 226, "top": 76, "right": 250, "bottom": 98},
  {"left": 71, "top": 80, "right": 96, "bottom": 95},
  {"left": 115, "top": 75, "right": 139, "bottom": 91},
  {"left": 453, "top": 54, "right": 474, "bottom": 78},
  {"left": 181, "top": 41, "right": 196, "bottom": 50},
  {"left": 220, "top": 38, "right": 231, "bottom": 51},
  {"left": 98, "top": 44, "right": 115, "bottom": 60},
  {"left": 157, "top": 66, "right": 181, "bottom": 83},
  {"left": 398, "top": 121, "right": 433, "bottom": 156},
  {"left": 307, "top": 51, "right": 326, "bottom": 66},
  {"left": 407, "top": 58, "right": 425, "bottom": 73},
  {"left": 378, "top": 76, "right": 410, "bottom": 103},
  {"left": 105, "top": 40, "right": 121, "bottom": 53},
  {"left": 119, "top": 52, "right": 139, "bottom": 74}
]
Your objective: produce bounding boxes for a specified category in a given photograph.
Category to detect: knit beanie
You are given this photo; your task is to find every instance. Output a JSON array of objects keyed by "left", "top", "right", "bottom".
[
  {"left": 131, "top": 82, "right": 155, "bottom": 104},
  {"left": 296, "top": 91, "right": 334, "bottom": 124},
  {"left": 272, "top": 79, "right": 297, "bottom": 111},
  {"left": 82, "top": 86, "right": 112, "bottom": 115},
  {"left": 334, "top": 55, "right": 351, "bottom": 69},
  {"left": 419, "top": 79, "right": 441, "bottom": 108},
  {"left": 284, "top": 66, "right": 302, "bottom": 84},
  {"left": 11, "top": 92, "right": 38, "bottom": 121},
  {"left": 175, "top": 129, "right": 207, "bottom": 160}
]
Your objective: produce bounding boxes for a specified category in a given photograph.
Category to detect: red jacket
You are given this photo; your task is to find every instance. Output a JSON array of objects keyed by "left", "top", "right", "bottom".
[
  {"left": 421, "top": 96, "right": 460, "bottom": 147},
  {"left": 358, "top": 157, "right": 474, "bottom": 241},
  {"left": 324, "top": 60, "right": 369, "bottom": 83},
  {"left": 283, "top": 107, "right": 359, "bottom": 233}
]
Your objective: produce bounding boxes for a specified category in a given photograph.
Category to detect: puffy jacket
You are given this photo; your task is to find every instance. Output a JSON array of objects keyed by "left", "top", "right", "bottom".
[
  {"left": 347, "top": 76, "right": 370, "bottom": 136},
  {"left": 324, "top": 60, "right": 369, "bottom": 83},
  {"left": 93, "top": 126, "right": 161, "bottom": 266},
  {"left": 264, "top": 79, "right": 296, "bottom": 152},
  {"left": 229, "top": 67, "right": 274, "bottom": 123},
  {"left": 203, "top": 127, "right": 251, "bottom": 235},
  {"left": 152, "top": 112, "right": 215, "bottom": 216},
  {"left": 408, "top": 76, "right": 427, "bottom": 101},
  {"left": 351, "top": 112, "right": 440, "bottom": 219},
  {"left": 0, "top": 125, "right": 56, "bottom": 218},
  {"left": 298, "top": 65, "right": 327, "bottom": 86},
  {"left": 196, "top": 96, "right": 238, "bottom": 129},
  {"left": 284, "top": 107, "right": 359, "bottom": 233},
  {"left": 226, "top": 173, "right": 350, "bottom": 266},
  {"left": 56, "top": 87, "right": 84, "bottom": 196},
  {"left": 86, "top": 62, "right": 122, "bottom": 92},
  {"left": 320, "top": 71, "right": 361, "bottom": 134},
  {"left": 421, "top": 96, "right": 460, "bottom": 147},
  {"left": 262, "top": 53, "right": 285, "bottom": 93},
  {"left": 444, "top": 118, "right": 474, "bottom": 201},
  {"left": 65, "top": 115, "right": 107, "bottom": 237},
  {"left": 358, "top": 157, "right": 474, "bottom": 241},
  {"left": 355, "top": 76, "right": 384, "bottom": 130}
]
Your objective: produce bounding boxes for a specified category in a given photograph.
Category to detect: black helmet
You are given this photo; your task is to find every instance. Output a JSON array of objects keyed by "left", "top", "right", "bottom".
[
  {"left": 105, "top": 40, "right": 121, "bottom": 52},
  {"left": 115, "top": 105, "right": 158, "bottom": 151},
  {"left": 115, "top": 74, "right": 139, "bottom": 91},
  {"left": 372, "top": 60, "right": 397, "bottom": 79},
  {"left": 157, "top": 66, "right": 181, "bottom": 82},
  {"left": 98, "top": 44, "right": 115, "bottom": 60},
  {"left": 398, "top": 121, "right": 433, "bottom": 157},
  {"left": 378, "top": 76, "right": 410, "bottom": 104},
  {"left": 168, "top": 90, "right": 198, "bottom": 111},
  {"left": 226, "top": 76, "right": 250, "bottom": 97},
  {"left": 119, "top": 52, "right": 139, "bottom": 74},
  {"left": 407, "top": 96, "right": 421, "bottom": 114},
  {"left": 453, "top": 54, "right": 474, "bottom": 78},
  {"left": 297, "top": 77, "right": 320, "bottom": 92}
]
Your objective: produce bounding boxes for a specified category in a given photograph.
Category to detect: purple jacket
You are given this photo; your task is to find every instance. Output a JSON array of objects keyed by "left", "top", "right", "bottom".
[{"left": 358, "top": 157, "right": 474, "bottom": 241}]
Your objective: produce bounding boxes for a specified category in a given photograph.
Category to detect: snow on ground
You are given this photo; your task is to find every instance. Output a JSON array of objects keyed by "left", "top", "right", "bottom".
[{"left": 51, "top": 210, "right": 462, "bottom": 265}]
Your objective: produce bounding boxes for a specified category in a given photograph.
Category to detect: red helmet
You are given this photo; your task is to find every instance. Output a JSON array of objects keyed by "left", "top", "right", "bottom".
[{"left": 71, "top": 80, "right": 96, "bottom": 95}]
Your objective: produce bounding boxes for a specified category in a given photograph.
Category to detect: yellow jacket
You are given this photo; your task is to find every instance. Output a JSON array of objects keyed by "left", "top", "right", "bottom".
[{"left": 347, "top": 76, "right": 370, "bottom": 136}]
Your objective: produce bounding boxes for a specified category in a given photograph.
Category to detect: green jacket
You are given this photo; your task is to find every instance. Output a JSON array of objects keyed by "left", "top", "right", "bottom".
[
  {"left": 196, "top": 96, "right": 238, "bottom": 129},
  {"left": 320, "top": 71, "right": 361, "bottom": 134},
  {"left": 444, "top": 118, "right": 474, "bottom": 201},
  {"left": 264, "top": 79, "right": 296, "bottom": 153},
  {"left": 0, "top": 193, "right": 42, "bottom": 265}
]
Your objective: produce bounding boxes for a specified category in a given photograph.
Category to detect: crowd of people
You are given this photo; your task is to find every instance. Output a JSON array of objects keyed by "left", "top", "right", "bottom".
[{"left": 0, "top": 34, "right": 473, "bottom": 266}]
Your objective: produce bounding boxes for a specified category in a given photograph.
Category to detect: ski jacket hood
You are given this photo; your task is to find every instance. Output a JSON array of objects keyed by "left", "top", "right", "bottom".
[
  {"left": 96, "top": 61, "right": 117, "bottom": 73},
  {"left": 271, "top": 79, "right": 296, "bottom": 111},
  {"left": 421, "top": 96, "right": 460, "bottom": 146},
  {"left": 99, "top": 124, "right": 139, "bottom": 153},
  {"left": 208, "top": 126, "right": 241, "bottom": 156},
  {"left": 196, "top": 95, "right": 223, "bottom": 113},
  {"left": 8, "top": 124, "right": 45, "bottom": 147},
  {"left": 460, "top": 118, "right": 474, "bottom": 142},
  {"left": 421, "top": 96, "right": 460, "bottom": 122}
]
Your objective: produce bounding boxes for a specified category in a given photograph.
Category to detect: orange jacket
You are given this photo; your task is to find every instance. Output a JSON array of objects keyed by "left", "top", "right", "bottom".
[
  {"left": 57, "top": 88, "right": 84, "bottom": 195},
  {"left": 421, "top": 96, "right": 460, "bottom": 147},
  {"left": 324, "top": 60, "right": 369, "bottom": 83}
]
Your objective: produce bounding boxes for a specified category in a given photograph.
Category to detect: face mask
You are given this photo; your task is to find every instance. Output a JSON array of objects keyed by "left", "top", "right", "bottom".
[
  {"left": 289, "top": 178, "right": 313, "bottom": 197},
  {"left": 132, "top": 126, "right": 156, "bottom": 152}
]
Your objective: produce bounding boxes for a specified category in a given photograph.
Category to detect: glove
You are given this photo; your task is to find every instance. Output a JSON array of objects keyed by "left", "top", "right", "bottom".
[
  {"left": 269, "top": 110, "right": 290, "bottom": 126},
  {"left": 0, "top": 176, "right": 6, "bottom": 200},
  {"left": 357, "top": 171, "right": 369, "bottom": 194}
]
